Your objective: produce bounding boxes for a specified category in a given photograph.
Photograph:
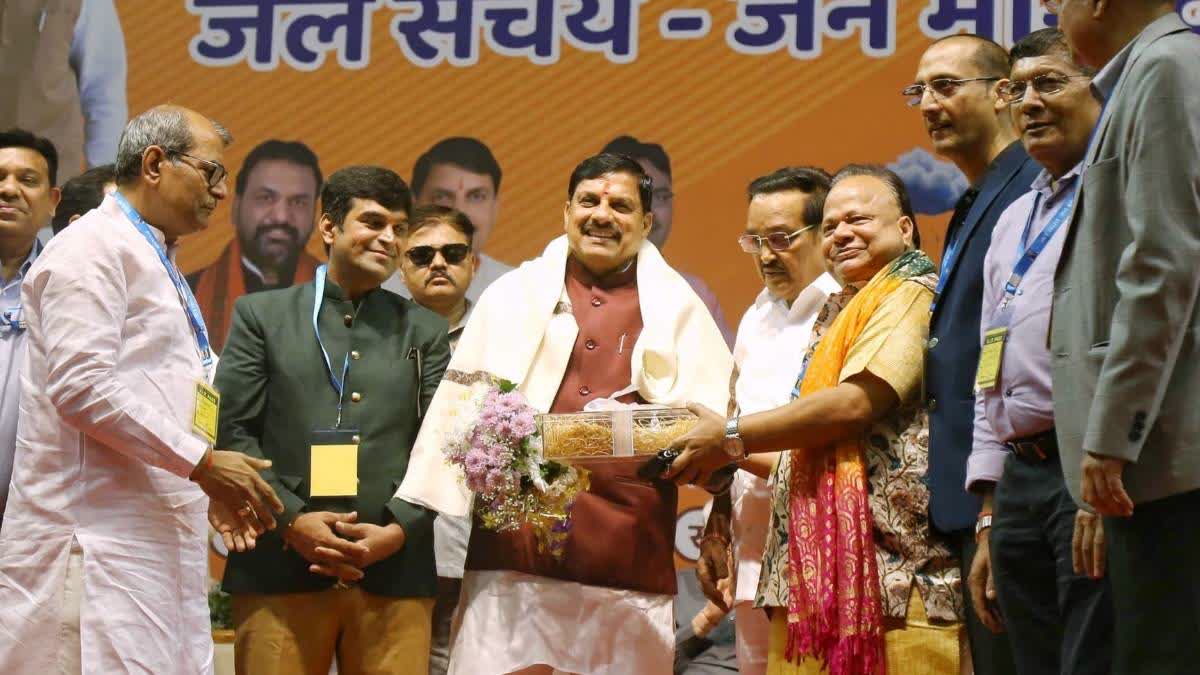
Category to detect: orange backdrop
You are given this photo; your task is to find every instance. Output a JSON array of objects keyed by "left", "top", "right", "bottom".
[{"left": 118, "top": 0, "right": 1060, "bottom": 312}]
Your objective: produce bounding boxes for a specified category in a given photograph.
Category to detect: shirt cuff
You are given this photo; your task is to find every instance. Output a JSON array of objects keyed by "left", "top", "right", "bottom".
[
  {"left": 965, "top": 443, "right": 1009, "bottom": 493},
  {"left": 276, "top": 492, "right": 306, "bottom": 530},
  {"left": 386, "top": 497, "right": 435, "bottom": 547},
  {"left": 176, "top": 435, "right": 211, "bottom": 480}
]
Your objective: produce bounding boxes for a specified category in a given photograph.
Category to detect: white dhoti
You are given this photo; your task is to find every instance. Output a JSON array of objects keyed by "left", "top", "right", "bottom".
[{"left": 449, "top": 571, "right": 673, "bottom": 675}]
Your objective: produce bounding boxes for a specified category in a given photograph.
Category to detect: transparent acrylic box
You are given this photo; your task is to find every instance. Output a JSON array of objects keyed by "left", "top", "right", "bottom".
[{"left": 537, "top": 408, "right": 699, "bottom": 461}]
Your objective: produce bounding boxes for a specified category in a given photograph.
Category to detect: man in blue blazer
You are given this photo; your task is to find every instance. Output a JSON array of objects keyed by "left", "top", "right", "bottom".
[{"left": 908, "top": 34, "right": 1041, "bottom": 675}]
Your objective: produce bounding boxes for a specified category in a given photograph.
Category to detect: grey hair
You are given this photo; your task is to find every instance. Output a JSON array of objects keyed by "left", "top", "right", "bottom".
[{"left": 114, "top": 107, "right": 233, "bottom": 185}]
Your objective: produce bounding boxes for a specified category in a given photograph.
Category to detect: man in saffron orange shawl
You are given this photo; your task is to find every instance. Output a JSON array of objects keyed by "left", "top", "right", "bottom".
[{"left": 668, "top": 165, "right": 962, "bottom": 675}]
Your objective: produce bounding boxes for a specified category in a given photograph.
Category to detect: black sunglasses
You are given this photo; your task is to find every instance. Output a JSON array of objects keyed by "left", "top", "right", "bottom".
[{"left": 405, "top": 244, "right": 470, "bottom": 267}]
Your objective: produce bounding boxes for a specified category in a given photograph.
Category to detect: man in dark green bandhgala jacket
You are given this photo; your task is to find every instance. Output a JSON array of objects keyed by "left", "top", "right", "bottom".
[{"left": 213, "top": 165, "right": 451, "bottom": 674}]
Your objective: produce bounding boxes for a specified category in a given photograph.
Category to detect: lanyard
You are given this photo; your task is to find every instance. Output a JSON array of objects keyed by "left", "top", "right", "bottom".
[
  {"left": 313, "top": 265, "right": 350, "bottom": 427},
  {"left": 931, "top": 190, "right": 977, "bottom": 313},
  {"left": 935, "top": 229, "right": 967, "bottom": 303},
  {"left": 1001, "top": 191, "right": 1074, "bottom": 305},
  {"left": 113, "top": 193, "right": 213, "bottom": 372}
]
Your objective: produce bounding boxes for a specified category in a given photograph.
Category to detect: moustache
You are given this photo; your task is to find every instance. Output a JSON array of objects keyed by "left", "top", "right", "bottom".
[
  {"left": 426, "top": 271, "right": 456, "bottom": 286},
  {"left": 582, "top": 221, "right": 619, "bottom": 238},
  {"left": 254, "top": 222, "right": 300, "bottom": 239}
]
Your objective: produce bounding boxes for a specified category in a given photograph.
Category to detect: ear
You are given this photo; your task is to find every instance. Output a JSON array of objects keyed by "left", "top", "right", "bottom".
[
  {"left": 47, "top": 187, "right": 62, "bottom": 216},
  {"left": 471, "top": 252, "right": 481, "bottom": 274},
  {"left": 992, "top": 78, "right": 1011, "bottom": 113},
  {"left": 1092, "top": 0, "right": 1107, "bottom": 19},
  {"left": 562, "top": 200, "right": 571, "bottom": 234},
  {"left": 641, "top": 211, "right": 654, "bottom": 236},
  {"left": 897, "top": 215, "right": 916, "bottom": 248},
  {"left": 318, "top": 213, "right": 338, "bottom": 248},
  {"left": 142, "top": 146, "right": 168, "bottom": 185}
]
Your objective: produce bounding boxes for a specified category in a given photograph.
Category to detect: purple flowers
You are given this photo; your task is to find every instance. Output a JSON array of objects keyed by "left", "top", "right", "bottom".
[
  {"left": 449, "top": 387, "right": 539, "bottom": 499},
  {"left": 443, "top": 380, "right": 589, "bottom": 558},
  {"left": 478, "top": 390, "right": 538, "bottom": 443}
]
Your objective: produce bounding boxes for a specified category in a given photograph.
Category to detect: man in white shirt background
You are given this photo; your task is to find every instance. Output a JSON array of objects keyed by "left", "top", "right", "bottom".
[
  {"left": 696, "top": 166, "right": 840, "bottom": 675},
  {"left": 0, "top": 129, "right": 60, "bottom": 530}
]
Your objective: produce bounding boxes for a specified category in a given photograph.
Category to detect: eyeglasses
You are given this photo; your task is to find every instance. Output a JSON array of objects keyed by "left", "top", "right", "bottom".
[
  {"left": 999, "top": 73, "right": 1091, "bottom": 104},
  {"left": 170, "top": 151, "right": 227, "bottom": 188},
  {"left": 737, "top": 225, "right": 816, "bottom": 253},
  {"left": 405, "top": 244, "right": 470, "bottom": 267},
  {"left": 652, "top": 188, "right": 674, "bottom": 204},
  {"left": 901, "top": 77, "right": 1001, "bottom": 107}
]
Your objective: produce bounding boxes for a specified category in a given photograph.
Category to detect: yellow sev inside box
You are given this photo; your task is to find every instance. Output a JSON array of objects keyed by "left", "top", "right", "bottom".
[{"left": 538, "top": 410, "right": 699, "bottom": 459}]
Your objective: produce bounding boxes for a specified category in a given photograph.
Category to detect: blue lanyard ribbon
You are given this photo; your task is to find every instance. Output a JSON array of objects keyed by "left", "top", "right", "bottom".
[
  {"left": 935, "top": 230, "right": 967, "bottom": 302},
  {"left": 113, "top": 192, "right": 213, "bottom": 371},
  {"left": 931, "top": 190, "right": 977, "bottom": 313},
  {"left": 313, "top": 265, "right": 350, "bottom": 427},
  {"left": 1002, "top": 191, "right": 1074, "bottom": 302}
]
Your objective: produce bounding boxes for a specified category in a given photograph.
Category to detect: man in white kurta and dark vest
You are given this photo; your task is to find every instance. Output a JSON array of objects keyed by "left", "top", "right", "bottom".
[
  {"left": 0, "top": 106, "right": 283, "bottom": 674},
  {"left": 397, "top": 153, "right": 733, "bottom": 674}
]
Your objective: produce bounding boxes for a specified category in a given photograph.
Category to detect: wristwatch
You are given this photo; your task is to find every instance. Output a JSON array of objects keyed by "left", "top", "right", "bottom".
[
  {"left": 723, "top": 417, "right": 747, "bottom": 459},
  {"left": 974, "top": 513, "right": 993, "bottom": 540}
]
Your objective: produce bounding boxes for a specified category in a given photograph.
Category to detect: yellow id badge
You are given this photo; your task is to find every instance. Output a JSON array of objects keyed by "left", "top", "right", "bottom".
[
  {"left": 192, "top": 381, "right": 220, "bottom": 445},
  {"left": 975, "top": 327, "right": 1008, "bottom": 391},
  {"left": 309, "top": 429, "right": 359, "bottom": 497}
]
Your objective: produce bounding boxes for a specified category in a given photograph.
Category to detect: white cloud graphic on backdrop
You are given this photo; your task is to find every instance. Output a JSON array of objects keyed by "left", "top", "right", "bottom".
[{"left": 887, "top": 148, "right": 969, "bottom": 215}]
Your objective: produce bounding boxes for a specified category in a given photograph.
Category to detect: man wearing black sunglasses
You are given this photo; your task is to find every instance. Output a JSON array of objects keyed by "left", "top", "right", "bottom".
[
  {"left": 401, "top": 205, "right": 477, "bottom": 352},
  {"left": 910, "top": 33, "right": 1041, "bottom": 675},
  {"left": 399, "top": 204, "right": 477, "bottom": 675}
]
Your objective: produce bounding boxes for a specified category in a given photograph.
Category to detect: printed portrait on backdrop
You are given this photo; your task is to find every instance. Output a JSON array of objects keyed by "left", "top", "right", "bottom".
[{"left": 187, "top": 140, "right": 323, "bottom": 352}]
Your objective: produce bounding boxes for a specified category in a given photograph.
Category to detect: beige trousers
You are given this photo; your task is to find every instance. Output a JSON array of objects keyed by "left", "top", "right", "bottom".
[{"left": 233, "top": 588, "right": 434, "bottom": 675}]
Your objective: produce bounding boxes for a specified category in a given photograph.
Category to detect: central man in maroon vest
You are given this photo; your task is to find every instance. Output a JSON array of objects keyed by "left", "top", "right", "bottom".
[{"left": 397, "top": 153, "right": 733, "bottom": 674}]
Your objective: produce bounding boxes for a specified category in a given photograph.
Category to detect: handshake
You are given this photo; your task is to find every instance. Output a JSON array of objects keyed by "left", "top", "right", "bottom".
[{"left": 192, "top": 449, "right": 406, "bottom": 583}]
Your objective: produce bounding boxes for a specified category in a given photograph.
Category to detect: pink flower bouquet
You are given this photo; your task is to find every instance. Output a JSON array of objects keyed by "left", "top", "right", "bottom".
[{"left": 443, "top": 379, "right": 589, "bottom": 558}]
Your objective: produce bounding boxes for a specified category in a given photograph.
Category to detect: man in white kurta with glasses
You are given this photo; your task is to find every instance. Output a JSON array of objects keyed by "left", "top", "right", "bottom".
[{"left": 0, "top": 106, "right": 282, "bottom": 674}]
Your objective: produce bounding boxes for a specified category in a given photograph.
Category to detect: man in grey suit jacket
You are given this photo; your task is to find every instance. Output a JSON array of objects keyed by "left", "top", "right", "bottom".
[{"left": 1050, "top": 2, "right": 1200, "bottom": 673}]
